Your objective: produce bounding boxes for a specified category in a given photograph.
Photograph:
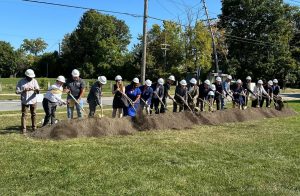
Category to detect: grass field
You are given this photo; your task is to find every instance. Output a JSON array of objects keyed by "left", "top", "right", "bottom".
[{"left": 0, "top": 102, "right": 299, "bottom": 195}]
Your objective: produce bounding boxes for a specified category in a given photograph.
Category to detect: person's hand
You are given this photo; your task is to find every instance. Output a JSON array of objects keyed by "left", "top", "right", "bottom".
[
  {"left": 65, "top": 89, "right": 70, "bottom": 93},
  {"left": 62, "top": 101, "right": 67, "bottom": 105}
]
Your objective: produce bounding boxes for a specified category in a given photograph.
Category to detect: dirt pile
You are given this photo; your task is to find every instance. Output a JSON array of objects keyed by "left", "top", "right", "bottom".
[{"left": 31, "top": 108, "right": 297, "bottom": 140}]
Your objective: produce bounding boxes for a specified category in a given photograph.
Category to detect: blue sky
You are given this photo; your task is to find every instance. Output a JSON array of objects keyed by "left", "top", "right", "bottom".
[{"left": 0, "top": 0, "right": 297, "bottom": 52}]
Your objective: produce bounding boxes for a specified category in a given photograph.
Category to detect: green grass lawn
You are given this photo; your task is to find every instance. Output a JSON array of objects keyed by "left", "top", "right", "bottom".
[{"left": 0, "top": 102, "right": 299, "bottom": 195}]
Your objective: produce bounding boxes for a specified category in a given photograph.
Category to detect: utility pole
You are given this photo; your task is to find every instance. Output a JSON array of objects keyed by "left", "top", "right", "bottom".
[
  {"left": 141, "top": 0, "right": 148, "bottom": 84},
  {"left": 161, "top": 35, "right": 170, "bottom": 72},
  {"left": 202, "top": 0, "right": 219, "bottom": 73}
]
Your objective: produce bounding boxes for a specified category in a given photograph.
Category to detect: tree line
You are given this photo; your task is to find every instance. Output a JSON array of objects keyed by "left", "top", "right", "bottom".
[{"left": 0, "top": 0, "right": 300, "bottom": 87}]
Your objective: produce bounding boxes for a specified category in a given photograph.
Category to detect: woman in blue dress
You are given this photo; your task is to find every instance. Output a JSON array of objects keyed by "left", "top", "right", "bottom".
[{"left": 125, "top": 78, "right": 141, "bottom": 117}]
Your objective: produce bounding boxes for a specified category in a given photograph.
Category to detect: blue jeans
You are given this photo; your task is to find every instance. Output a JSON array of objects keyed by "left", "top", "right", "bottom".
[{"left": 67, "top": 99, "right": 84, "bottom": 119}]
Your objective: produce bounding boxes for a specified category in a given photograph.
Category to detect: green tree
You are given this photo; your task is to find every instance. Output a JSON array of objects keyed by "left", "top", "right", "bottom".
[
  {"left": 0, "top": 41, "right": 16, "bottom": 77},
  {"left": 21, "top": 38, "right": 48, "bottom": 56},
  {"left": 219, "top": 0, "right": 296, "bottom": 81},
  {"left": 61, "top": 9, "right": 131, "bottom": 79}
]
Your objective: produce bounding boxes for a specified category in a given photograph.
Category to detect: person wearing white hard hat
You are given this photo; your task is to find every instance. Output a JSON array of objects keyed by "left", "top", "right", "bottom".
[
  {"left": 260, "top": 80, "right": 274, "bottom": 108},
  {"left": 187, "top": 78, "right": 199, "bottom": 111},
  {"left": 42, "top": 76, "right": 66, "bottom": 126},
  {"left": 207, "top": 84, "right": 216, "bottom": 112},
  {"left": 87, "top": 76, "right": 107, "bottom": 117},
  {"left": 124, "top": 78, "right": 141, "bottom": 117},
  {"left": 161, "top": 75, "right": 175, "bottom": 113},
  {"left": 151, "top": 78, "right": 165, "bottom": 114},
  {"left": 112, "top": 75, "right": 125, "bottom": 118},
  {"left": 251, "top": 80, "right": 269, "bottom": 108},
  {"left": 243, "top": 76, "right": 254, "bottom": 108},
  {"left": 16, "top": 69, "right": 40, "bottom": 134},
  {"left": 173, "top": 79, "right": 188, "bottom": 112},
  {"left": 139, "top": 79, "right": 153, "bottom": 115},
  {"left": 272, "top": 79, "right": 280, "bottom": 96},
  {"left": 198, "top": 79, "right": 211, "bottom": 112},
  {"left": 64, "top": 69, "right": 85, "bottom": 119},
  {"left": 232, "top": 79, "right": 246, "bottom": 109},
  {"left": 213, "top": 77, "right": 224, "bottom": 110},
  {"left": 221, "top": 75, "right": 232, "bottom": 109}
]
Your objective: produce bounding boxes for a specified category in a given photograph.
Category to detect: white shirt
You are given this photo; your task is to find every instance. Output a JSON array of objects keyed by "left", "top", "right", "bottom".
[
  {"left": 252, "top": 85, "right": 268, "bottom": 99},
  {"left": 44, "top": 83, "right": 64, "bottom": 103},
  {"left": 16, "top": 78, "right": 40, "bottom": 105}
]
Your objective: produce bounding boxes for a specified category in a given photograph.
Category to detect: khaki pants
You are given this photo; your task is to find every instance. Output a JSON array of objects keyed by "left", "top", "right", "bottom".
[{"left": 21, "top": 103, "right": 37, "bottom": 132}]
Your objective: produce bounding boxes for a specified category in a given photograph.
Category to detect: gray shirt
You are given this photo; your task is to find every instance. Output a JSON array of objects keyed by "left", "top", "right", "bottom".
[
  {"left": 65, "top": 78, "right": 85, "bottom": 99},
  {"left": 16, "top": 78, "right": 40, "bottom": 105}
]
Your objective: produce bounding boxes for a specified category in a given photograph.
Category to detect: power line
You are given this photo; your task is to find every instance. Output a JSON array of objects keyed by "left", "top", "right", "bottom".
[{"left": 20, "top": 0, "right": 284, "bottom": 49}]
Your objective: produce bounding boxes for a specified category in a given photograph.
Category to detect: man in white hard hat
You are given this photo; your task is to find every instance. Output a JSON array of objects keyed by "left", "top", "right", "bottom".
[
  {"left": 16, "top": 69, "right": 40, "bottom": 134},
  {"left": 64, "top": 69, "right": 86, "bottom": 119},
  {"left": 213, "top": 76, "right": 224, "bottom": 110},
  {"left": 125, "top": 78, "right": 141, "bottom": 117},
  {"left": 198, "top": 79, "right": 211, "bottom": 111},
  {"left": 251, "top": 80, "right": 269, "bottom": 108},
  {"left": 161, "top": 75, "right": 175, "bottom": 113},
  {"left": 87, "top": 76, "right": 107, "bottom": 117},
  {"left": 261, "top": 80, "right": 273, "bottom": 108},
  {"left": 151, "top": 78, "right": 165, "bottom": 114},
  {"left": 222, "top": 75, "right": 232, "bottom": 109},
  {"left": 139, "top": 79, "right": 153, "bottom": 115},
  {"left": 173, "top": 79, "right": 188, "bottom": 112},
  {"left": 272, "top": 79, "right": 280, "bottom": 96},
  {"left": 232, "top": 79, "right": 246, "bottom": 109},
  {"left": 42, "top": 76, "right": 66, "bottom": 126},
  {"left": 187, "top": 78, "right": 199, "bottom": 111}
]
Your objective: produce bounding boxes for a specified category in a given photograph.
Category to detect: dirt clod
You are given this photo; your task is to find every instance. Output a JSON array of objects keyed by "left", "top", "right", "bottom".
[{"left": 31, "top": 108, "right": 297, "bottom": 140}]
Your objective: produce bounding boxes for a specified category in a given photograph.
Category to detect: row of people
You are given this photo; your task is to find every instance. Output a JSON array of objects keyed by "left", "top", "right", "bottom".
[{"left": 15, "top": 69, "right": 281, "bottom": 134}]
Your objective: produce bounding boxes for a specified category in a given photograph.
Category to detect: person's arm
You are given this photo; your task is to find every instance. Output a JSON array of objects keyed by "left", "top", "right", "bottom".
[
  {"left": 94, "top": 87, "right": 101, "bottom": 106},
  {"left": 78, "top": 80, "right": 85, "bottom": 100},
  {"left": 16, "top": 80, "right": 23, "bottom": 94}
]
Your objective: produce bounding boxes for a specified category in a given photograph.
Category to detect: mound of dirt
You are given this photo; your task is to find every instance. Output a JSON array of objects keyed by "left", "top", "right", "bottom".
[{"left": 31, "top": 108, "right": 297, "bottom": 140}]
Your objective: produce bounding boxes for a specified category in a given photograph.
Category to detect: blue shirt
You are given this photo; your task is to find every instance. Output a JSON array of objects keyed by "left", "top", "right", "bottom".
[
  {"left": 125, "top": 85, "right": 141, "bottom": 117},
  {"left": 139, "top": 85, "right": 153, "bottom": 104}
]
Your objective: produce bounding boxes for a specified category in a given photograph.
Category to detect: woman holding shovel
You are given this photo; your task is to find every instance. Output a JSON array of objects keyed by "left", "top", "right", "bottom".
[
  {"left": 112, "top": 75, "right": 126, "bottom": 118},
  {"left": 42, "top": 76, "right": 66, "bottom": 127},
  {"left": 125, "top": 78, "right": 141, "bottom": 117}
]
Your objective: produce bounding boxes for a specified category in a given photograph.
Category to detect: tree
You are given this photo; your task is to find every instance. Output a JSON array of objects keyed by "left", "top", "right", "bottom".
[
  {"left": 0, "top": 41, "right": 16, "bottom": 77},
  {"left": 21, "top": 38, "right": 48, "bottom": 56},
  {"left": 61, "top": 9, "right": 131, "bottom": 79},
  {"left": 219, "top": 0, "right": 296, "bottom": 81}
]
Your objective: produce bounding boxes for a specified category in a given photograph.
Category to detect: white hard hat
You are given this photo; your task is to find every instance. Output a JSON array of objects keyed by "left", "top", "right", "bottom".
[
  {"left": 204, "top": 79, "right": 211, "bottom": 85},
  {"left": 273, "top": 79, "right": 278, "bottom": 84},
  {"left": 227, "top": 75, "right": 232, "bottom": 80},
  {"left": 216, "top": 77, "right": 222, "bottom": 82},
  {"left": 25, "top": 69, "right": 35, "bottom": 78},
  {"left": 145, "top": 79, "right": 152, "bottom": 87},
  {"left": 237, "top": 79, "right": 242, "bottom": 84},
  {"left": 115, "top": 75, "right": 122, "bottom": 81},
  {"left": 180, "top": 79, "right": 187, "bottom": 86},
  {"left": 72, "top": 69, "right": 80, "bottom": 77},
  {"left": 208, "top": 91, "right": 215, "bottom": 96},
  {"left": 268, "top": 80, "right": 273, "bottom": 86},
  {"left": 98, "top": 76, "right": 107, "bottom": 84},
  {"left": 246, "top": 76, "right": 252, "bottom": 80},
  {"left": 257, "top": 80, "right": 263, "bottom": 84},
  {"left": 158, "top": 78, "right": 164, "bottom": 85},
  {"left": 190, "top": 78, "right": 197, "bottom": 84},
  {"left": 210, "top": 84, "right": 216, "bottom": 91},
  {"left": 56, "top": 75, "right": 66, "bottom": 83},
  {"left": 132, "top": 77, "right": 139, "bottom": 84},
  {"left": 168, "top": 75, "right": 175, "bottom": 81}
]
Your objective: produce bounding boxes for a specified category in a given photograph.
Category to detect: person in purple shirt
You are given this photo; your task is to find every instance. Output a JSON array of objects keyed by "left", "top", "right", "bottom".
[{"left": 125, "top": 78, "right": 141, "bottom": 117}]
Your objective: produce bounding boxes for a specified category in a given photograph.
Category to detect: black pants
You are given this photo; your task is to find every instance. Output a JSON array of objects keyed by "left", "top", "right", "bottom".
[
  {"left": 173, "top": 100, "right": 185, "bottom": 112},
  {"left": 42, "top": 98, "right": 57, "bottom": 126},
  {"left": 261, "top": 97, "right": 272, "bottom": 107},
  {"left": 151, "top": 98, "right": 160, "bottom": 114},
  {"left": 88, "top": 101, "right": 98, "bottom": 117},
  {"left": 160, "top": 97, "right": 167, "bottom": 113}
]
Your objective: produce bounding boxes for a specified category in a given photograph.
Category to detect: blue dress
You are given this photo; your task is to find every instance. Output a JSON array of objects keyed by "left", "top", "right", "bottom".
[{"left": 125, "top": 85, "right": 141, "bottom": 117}]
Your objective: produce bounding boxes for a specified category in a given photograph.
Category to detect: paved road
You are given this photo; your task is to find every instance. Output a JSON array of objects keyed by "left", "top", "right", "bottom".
[{"left": 0, "top": 93, "right": 299, "bottom": 111}]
